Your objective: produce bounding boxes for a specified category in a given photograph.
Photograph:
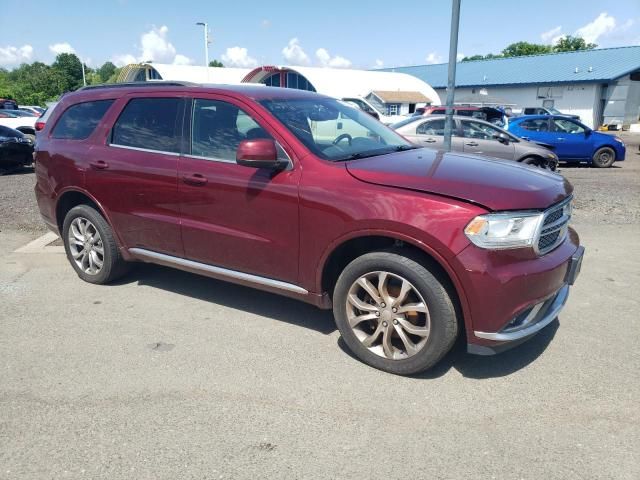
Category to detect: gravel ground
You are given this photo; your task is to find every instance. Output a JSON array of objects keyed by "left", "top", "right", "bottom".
[{"left": 1, "top": 132, "right": 637, "bottom": 235}]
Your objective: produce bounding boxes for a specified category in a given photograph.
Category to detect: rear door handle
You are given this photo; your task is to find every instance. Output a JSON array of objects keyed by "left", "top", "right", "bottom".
[
  {"left": 89, "top": 160, "right": 108, "bottom": 170},
  {"left": 557, "top": 138, "right": 565, "bottom": 141},
  {"left": 182, "top": 173, "right": 208, "bottom": 186},
  {"left": 521, "top": 136, "right": 529, "bottom": 140},
  {"left": 423, "top": 138, "right": 437, "bottom": 143},
  {"left": 465, "top": 142, "right": 479, "bottom": 147}
]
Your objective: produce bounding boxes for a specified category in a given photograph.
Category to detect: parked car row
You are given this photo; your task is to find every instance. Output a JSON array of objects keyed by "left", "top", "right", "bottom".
[
  {"left": 391, "top": 110, "right": 625, "bottom": 168},
  {"left": 34, "top": 82, "right": 584, "bottom": 375}
]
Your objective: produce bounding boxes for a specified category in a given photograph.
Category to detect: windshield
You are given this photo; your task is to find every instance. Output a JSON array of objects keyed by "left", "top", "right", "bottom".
[
  {"left": 260, "top": 97, "right": 414, "bottom": 161},
  {"left": 547, "top": 107, "right": 562, "bottom": 115}
]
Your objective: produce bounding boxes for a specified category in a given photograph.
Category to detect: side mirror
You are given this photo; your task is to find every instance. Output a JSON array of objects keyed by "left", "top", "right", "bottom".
[
  {"left": 369, "top": 111, "right": 380, "bottom": 120},
  {"left": 236, "top": 139, "right": 283, "bottom": 169},
  {"left": 584, "top": 127, "right": 592, "bottom": 136},
  {"left": 496, "top": 132, "right": 510, "bottom": 144}
]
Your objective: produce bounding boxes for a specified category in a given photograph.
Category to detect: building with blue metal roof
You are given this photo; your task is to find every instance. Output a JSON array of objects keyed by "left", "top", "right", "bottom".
[{"left": 383, "top": 46, "right": 640, "bottom": 129}]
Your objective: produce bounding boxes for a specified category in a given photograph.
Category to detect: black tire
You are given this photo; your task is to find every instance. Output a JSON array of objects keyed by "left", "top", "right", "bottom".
[
  {"left": 592, "top": 147, "right": 615, "bottom": 168},
  {"left": 333, "top": 250, "right": 458, "bottom": 375},
  {"left": 521, "top": 156, "right": 555, "bottom": 170},
  {"left": 62, "top": 204, "right": 129, "bottom": 284}
]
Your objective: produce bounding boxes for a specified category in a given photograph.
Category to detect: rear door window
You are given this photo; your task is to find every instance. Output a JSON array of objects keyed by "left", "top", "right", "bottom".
[
  {"left": 461, "top": 120, "right": 501, "bottom": 140},
  {"left": 519, "top": 118, "right": 550, "bottom": 132},
  {"left": 51, "top": 100, "right": 114, "bottom": 140},
  {"left": 111, "top": 97, "right": 183, "bottom": 153}
]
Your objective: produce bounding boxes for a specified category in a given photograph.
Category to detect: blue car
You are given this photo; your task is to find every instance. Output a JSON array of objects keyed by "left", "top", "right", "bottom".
[{"left": 508, "top": 115, "right": 626, "bottom": 168}]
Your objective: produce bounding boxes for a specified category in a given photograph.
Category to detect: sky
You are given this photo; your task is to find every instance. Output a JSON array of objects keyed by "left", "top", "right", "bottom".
[{"left": 1, "top": 0, "right": 639, "bottom": 70}]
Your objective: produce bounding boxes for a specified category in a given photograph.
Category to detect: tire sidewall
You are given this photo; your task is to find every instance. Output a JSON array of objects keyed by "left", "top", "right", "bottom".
[
  {"left": 62, "top": 205, "right": 116, "bottom": 284},
  {"left": 333, "top": 252, "right": 457, "bottom": 375},
  {"left": 592, "top": 147, "right": 615, "bottom": 168}
]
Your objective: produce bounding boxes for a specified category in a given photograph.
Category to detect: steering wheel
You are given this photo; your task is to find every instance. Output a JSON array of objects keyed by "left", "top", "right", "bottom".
[{"left": 333, "top": 133, "right": 353, "bottom": 146}]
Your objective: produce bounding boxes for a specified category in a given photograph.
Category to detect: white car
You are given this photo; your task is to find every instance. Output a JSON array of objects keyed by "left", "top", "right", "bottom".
[
  {"left": 19, "top": 105, "right": 45, "bottom": 116},
  {"left": 0, "top": 110, "right": 37, "bottom": 141},
  {"left": 341, "top": 97, "right": 406, "bottom": 125}
]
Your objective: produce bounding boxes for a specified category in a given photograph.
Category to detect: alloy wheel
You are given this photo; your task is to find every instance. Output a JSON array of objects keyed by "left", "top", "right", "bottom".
[
  {"left": 68, "top": 217, "right": 104, "bottom": 275},
  {"left": 346, "top": 271, "right": 431, "bottom": 360}
]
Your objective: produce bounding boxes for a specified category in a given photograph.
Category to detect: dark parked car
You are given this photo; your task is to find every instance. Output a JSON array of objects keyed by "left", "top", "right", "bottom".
[
  {"left": 0, "top": 125, "right": 34, "bottom": 169},
  {"left": 34, "top": 83, "right": 583, "bottom": 375},
  {"left": 508, "top": 115, "right": 626, "bottom": 168}
]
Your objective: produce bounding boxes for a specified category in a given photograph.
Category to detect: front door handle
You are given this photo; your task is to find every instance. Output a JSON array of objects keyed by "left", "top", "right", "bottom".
[
  {"left": 182, "top": 173, "right": 208, "bottom": 186},
  {"left": 521, "top": 136, "right": 529, "bottom": 140},
  {"left": 423, "top": 138, "right": 437, "bottom": 143},
  {"left": 556, "top": 138, "right": 565, "bottom": 141},
  {"left": 89, "top": 160, "right": 108, "bottom": 170},
  {"left": 465, "top": 142, "right": 479, "bottom": 147}
]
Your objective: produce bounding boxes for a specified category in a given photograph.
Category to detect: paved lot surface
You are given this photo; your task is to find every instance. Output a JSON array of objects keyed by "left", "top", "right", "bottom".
[{"left": 1, "top": 134, "right": 639, "bottom": 479}]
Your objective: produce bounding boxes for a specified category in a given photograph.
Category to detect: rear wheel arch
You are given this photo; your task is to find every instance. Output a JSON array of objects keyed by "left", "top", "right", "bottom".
[{"left": 55, "top": 190, "right": 108, "bottom": 233}]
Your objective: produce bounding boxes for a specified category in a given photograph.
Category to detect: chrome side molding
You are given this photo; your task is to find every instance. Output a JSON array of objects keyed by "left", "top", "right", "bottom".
[{"left": 128, "top": 248, "right": 308, "bottom": 295}]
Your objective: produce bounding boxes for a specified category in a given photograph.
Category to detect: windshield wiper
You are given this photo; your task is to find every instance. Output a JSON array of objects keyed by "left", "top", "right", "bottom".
[{"left": 333, "top": 145, "right": 417, "bottom": 162}]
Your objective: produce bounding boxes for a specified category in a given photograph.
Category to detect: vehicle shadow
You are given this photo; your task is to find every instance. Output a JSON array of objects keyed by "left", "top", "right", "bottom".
[
  {"left": 113, "top": 263, "right": 557, "bottom": 378},
  {"left": 0, "top": 166, "right": 34, "bottom": 176},
  {"left": 112, "top": 263, "right": 336, "bottom": 335},
  {"left": 338, "top": 319, "right": 559, "bottom": 380}
]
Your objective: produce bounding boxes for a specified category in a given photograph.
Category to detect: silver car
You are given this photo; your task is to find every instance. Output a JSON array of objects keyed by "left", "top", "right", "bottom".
[{"left": 392, "top": 115, "right": 558, "bottom": 170}]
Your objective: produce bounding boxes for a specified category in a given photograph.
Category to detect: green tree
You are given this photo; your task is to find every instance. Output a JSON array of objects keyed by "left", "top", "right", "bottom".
[
  {"left": 554, "top": 35, "right": 597, "bottom": 52},
  {"left": 208, "top": 60, "right": 224, "bottom": 67},
  {"left": 501, "top": 41, "right": 552, "bottom": 57},
  {"left": 51, "top": 53, "right": 85, "bottom": 92},
  {"left": 97, "top": 61, "right": 117, "bottom": 82}
]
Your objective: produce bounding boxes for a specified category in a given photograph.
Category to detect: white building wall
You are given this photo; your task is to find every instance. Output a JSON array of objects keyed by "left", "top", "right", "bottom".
[{"left": 435, "top": 83, "right": 601, "bottom": 128}]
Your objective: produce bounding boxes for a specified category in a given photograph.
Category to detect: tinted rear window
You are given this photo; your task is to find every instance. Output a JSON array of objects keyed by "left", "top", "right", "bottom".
[
  {"left": 51, "top": 100, "right": 114, "bottom": 140},
  {"left": 111, "top": 98, "right": 182, "bottom": 153}
]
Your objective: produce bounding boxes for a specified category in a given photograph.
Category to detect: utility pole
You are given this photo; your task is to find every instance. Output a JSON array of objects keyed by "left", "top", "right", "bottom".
[
  {"left": 81, "top": 59, "right": 86, "bottom": 86},
  {"left": 196, "top": 22, "right": 210, "bottom": 81},
  {"left": 443, "top": 0, "right": 461, "bottom": 151}
]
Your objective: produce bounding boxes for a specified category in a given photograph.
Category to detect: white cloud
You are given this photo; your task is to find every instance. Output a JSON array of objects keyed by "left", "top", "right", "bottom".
[
  {"left": 261, "top": 19, "right": 271, "bottom": 28},
  {"left": 111, "top": 25, "right": 193, "bottom": 67},
  {"left": 0, "top": 44, "right": 33, "bottom": 66},
  {"left": 221, "top": 46, "right": 258, "bottom": 67},
  {"left": 49, "top": 42, "right": 76, "bottom": 55},
  {"left": 315, "top": 48, "right": 351, "bottom": 68},
  {"left": 456, "top": 52, "right": 465, "bottom": 62},
  {"left": 425, "top": 52, "right": 442, "bottom": 64},
  {"left": 139, "top": 25, "right": 176, "bottom": 63},
  {"left": 282, "top": 38, "right": 310, "bottom": 65},
  {"left": 541, "top": 26, "right": 563, "bottom": 43},
  {"left": 374, "top": 59, "right": 384, "bottom": 68},
  {"left": 111, "top": 53, "right": 137, "bottom": 67},
  {"left": 575, "top": 12, "right": 616, "bottom": 44},
  {"left": 173, "top": 54, "right": 193, "bottom": 65}
]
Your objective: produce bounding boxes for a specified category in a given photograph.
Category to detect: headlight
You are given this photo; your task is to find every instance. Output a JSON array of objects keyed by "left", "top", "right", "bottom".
[
  {"left": 464, "top": 212, "right": 544, "bottom": 249},
  {"left": 614, "top": 136, "right": 625, "bottom": 145}
]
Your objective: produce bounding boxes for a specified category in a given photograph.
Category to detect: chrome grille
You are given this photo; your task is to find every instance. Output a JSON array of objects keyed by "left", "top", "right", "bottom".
[{"left": 536, "top": 197, "right": 572, "bottom": 255}]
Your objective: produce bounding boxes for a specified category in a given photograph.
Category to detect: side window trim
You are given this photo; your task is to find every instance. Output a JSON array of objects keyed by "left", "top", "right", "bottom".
[{"left": 108, "top": 96, "right": 185, "bottom": 155}]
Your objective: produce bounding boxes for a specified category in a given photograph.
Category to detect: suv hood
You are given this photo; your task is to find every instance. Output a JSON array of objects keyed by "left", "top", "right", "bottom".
[{"left": 346, "top": 149, "right": 572, "bottom": 211}]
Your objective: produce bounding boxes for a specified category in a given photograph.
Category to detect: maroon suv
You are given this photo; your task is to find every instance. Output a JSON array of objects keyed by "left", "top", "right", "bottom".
[{"left": 34, "top": 83, "right": 584, "bottom": 375}]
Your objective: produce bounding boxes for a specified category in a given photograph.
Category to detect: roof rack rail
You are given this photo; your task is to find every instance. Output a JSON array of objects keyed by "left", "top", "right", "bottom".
[{"left": 77, "top": 81, "right": 197, "bottom": 91}]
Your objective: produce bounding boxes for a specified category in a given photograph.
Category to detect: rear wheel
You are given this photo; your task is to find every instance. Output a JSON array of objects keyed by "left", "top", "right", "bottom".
[
  {"left": 592, "top": 147, "right": 615, "bottom": 168},
  {"left": 62, "top": 205, "right": 129, "bottom": 284},
  {"left": 333, "top": 251, "right": 458, "bottom": 375}
]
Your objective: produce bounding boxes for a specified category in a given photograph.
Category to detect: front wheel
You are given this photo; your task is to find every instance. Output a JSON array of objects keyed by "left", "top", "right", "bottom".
[
  {"left": 333, "top": 251, "right": 458, "bottom": 375},
  {"left": 592, "top": 147, "right": 615, "bottom": 168},
  {"left": 521, "top": 156, "right": 556, "bottom": 171}
]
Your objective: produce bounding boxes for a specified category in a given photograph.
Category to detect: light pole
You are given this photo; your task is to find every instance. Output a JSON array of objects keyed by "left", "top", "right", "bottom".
[
  {"left": 196, "top": 22, "right": 210, "bottom": 68},
  {"left": 443, "top": 0, "right": 461, "bottom": 151}
]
